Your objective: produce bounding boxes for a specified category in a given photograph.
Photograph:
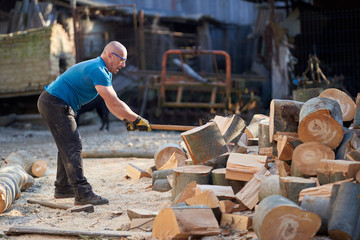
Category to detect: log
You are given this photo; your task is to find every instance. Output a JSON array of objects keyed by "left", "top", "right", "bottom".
[
  {"left": 225, "top": 153, "right": 267, "bottom": 181},
  {"left": 211, "top": 168, "right": 245, "bottom": 194},
  {"left": 269, "top": 99, "right": 304, "bottom": 143},
  {"left": 152, "top": 169, "right": 173, "bottom": 185},
  {"left": 152, "top": 179, "right": 172, "bottom": 192},
  {"left": 219, "top": 200, "right": 235, "bottom": 213},
  {"left": 354, "top": 93, "right": 360, "bottom": 129},
  {"left": 298, "top": 97, "right": 343, "bottom": 149},
  {"left": 195, "top": 185, "right": 235, "bottom": 200},
  {"left": 357, "top": 169, "right": 360, "bottom": 183},
  {"left": 258, "top": 175, "right": 280, "bottom": 202},
  {"left": 292, "top": 87, "right": 323, "bottom": 102},
  {"left": 235, "top": 166, "right": 270, "bottom": 210},
  {"left": 298, "top": 178, "right": 354, "bottom": 202},
  {"left": 335, "top": 131, "right": 360, "bottom": 160},
  {"left": 220, "top": 213, "right": 252, "bottom": 231},
  {"left": 4, "top": 150, "right": 47, "bottom": 178},
  {"left": 0, "top": 164, "right": 34, "bottom": 213},
  {"left": 152, "top": 207, "right": 220, "bottom": 240},
  {"left": 279, "top": 176, "right": 317, "bottom": 205},
  {"left": 213, "top": 114, "right": 246, "bottom": 143},
  {"left": 126, "top": 208, "right": 158, "bottom": 221},
  {"left": 291, "top": 142, "right": 335, "bottom": 177},
  {"left": 171, "top": 165, "right": 212, "bottom": 201},
  {"left": 180, "top": 122, "right": 228, "bottom": 164},
  {"left": 158, "top": 152, "right": 186, "bottom": 170},
  {"left": 328, "top": 182, "right": 360, "bottom": 240},
  {"left": 126, "top": 163, "right": 151, "bottom": 179},
  {"left": 253, "top": 195, "right": 321, "bottom": 240},
  {"left": 319, "top": 88, "right": 356, "bottom": 122},
  {"left": 258, "top": 119, "right": 273, "bottom": 157},
  {"left": 300, "top": 195, "right": 330, "bottom": 235},
  {"left": 154, "top": 143, "right": 186, "bottom": 170},
  {"left": 316, "top": 159, "right": 360, "bottom": 185},
  {"left": 5, "top": 225, "right": 148, "bottom": 238},
  {"left": 82, "top": 149, "right": 155, "bottom": 158}
]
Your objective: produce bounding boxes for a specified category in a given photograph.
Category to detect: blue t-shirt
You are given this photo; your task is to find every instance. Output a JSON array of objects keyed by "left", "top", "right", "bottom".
[{"left": 45, "top": 57, "right": 112, "bottom": 113}]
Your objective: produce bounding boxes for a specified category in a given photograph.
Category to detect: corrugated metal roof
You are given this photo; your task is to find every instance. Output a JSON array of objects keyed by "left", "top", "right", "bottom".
[{"left": 75, "top": 0, "right": 258, "bottom": 25}]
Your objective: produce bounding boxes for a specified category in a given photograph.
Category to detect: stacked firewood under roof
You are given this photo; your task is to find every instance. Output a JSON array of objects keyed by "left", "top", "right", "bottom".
[{"left": 126, "top": 88, "right": 360, "bottom": 240}]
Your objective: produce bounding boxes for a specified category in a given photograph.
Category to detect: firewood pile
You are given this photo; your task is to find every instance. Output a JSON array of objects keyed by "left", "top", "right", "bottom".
[{"left": 126, "top": 88, "right": 360, "bottom": 240}]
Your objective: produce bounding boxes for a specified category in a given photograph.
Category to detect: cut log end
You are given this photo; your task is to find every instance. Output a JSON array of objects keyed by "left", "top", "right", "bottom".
[{"left": 31, "top": 160, "right": 47, "bottom": 177}]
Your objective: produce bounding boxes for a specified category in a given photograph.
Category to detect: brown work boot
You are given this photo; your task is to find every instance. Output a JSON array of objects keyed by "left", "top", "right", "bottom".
[
  {"left": 74, "top": 192, "right": 109, "bottom": 205},
  {"left": 54, "top": 187, "right": 75, "bottom": 199}
]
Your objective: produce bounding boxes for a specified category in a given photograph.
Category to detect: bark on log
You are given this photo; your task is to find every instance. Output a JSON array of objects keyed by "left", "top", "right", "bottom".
[
  {"left": 225, "top": 153, "right": 267, "bottom": 181},
  {"left": 298, "top": 97, "right": 343, "bottom": 149},
  {"left": 0, "top": 164, "right": 34, "bottom": 213},
  {"left": 152, "top": 169, "right": 173, "bottom": 185},
  {"left": 4, "top": 150, "right": 47, "bottom": 178},
  {"left": 258, "top": 119, "right": 273, "bottom": 157},
  {"left": 354, "top": 93, "right": 360, "bottom": 129},
  {"left": 335, "top": 131, "right": 360, "bottom": 160},
  {"left": 279, "top": 176, "right": 317, "bottom": 205},
  {"left": 154, "top": 143, "right": 186, "bottom": 170},
  {"left": 316, "top": 159, "right": 360, "bottom": 185},
  {"left": 253, "top": 195, "right": 321, "bottom": 240},
  {"left": 171, "top": 165, "right": 212, "bottom": 201},
  {"left": 258, "top": 175, "right": 280, "bottom": 202},
  {"left": 202, "top": 153, "right": 229, "bottom": 169},
  {"left": 300, "top": 195, "right": 330, "bottom": 235},
  {"left": 328, "top": 182, "right": 360, "bottom": 240},
  {"left": 269, "top": 99, "right": 304, "bottom": 143},
  {"left": 82, "top": 149, "right": 155, "bottom": 159},
  {"left": 181, "top": 122, "right": 228, "bottom": 164},
  {"left": 291, "top": 142, "right": 335, "bottom": 177},
  {"left": 357, "top": 169, "right": 360, "bottom": 183},
  {"left": 152, "top": 179, "right": 172, "bottom": 192},
  {"left": 152, "top": 207, "right": 220, "bottom": 240},
  {"left": 319, "top": 88, "right": 356, "bottom": 122},
  {"left": 213, "top": 114, "right": 246, "bottom": 143},
  {"left": 211, "top": 168, "right": 245, "bottom": 194}
]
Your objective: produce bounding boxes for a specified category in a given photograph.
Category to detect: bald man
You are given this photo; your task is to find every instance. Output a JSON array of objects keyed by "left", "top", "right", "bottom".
[{"left": 37, "top": 41, "right": 151, "bottom": 205}]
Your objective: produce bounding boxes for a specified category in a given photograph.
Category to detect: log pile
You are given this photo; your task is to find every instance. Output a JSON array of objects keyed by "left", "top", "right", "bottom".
[{"left": 141, "top": 89, "right": 360, "bottom": 240}]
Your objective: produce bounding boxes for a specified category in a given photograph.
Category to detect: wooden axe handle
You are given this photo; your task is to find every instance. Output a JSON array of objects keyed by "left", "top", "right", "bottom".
[{"left": 150, "top": 124, "right": 195, "bottom": 131}]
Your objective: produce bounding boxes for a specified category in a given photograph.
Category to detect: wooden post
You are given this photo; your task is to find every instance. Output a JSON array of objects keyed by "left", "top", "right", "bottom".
[
  {"left": 253, "top": 195, "right": 321, "bottom": 240},
  {"left": 298, "top": 97, "right": 343, "bottom": 149}
]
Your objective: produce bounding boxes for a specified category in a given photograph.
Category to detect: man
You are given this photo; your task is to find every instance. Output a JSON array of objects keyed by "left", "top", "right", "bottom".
[{"left": 37, "top": 41, "right": 151, "bottom": 205}]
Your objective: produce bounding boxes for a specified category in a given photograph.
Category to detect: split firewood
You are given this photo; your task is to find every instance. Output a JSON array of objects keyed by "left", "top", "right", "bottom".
[
  {"left": 269, "top": 99, "right": 304, "bottom": 143},
  {"left": 244, "top": 122, "right": 259, "bottom": 139},
  {"left": 319, "top": 88, "right": 356, "bottom": 122},
  {"left": 328, "top": 182, "right": 360, "bottom": 240},
  {"left": 173, "top": 181, "right": 197, "bottom": 204},
  {"left": 276, "top": 135, "right": 295, "bottom": 161},
  {"left": 354, "top": 93, "right": 360, "bottom": 129},
  {"left": 126, "top": 163, "right": 151, "bottom": 179},
  {"left": 253, "top": 195, "right": 321, "bottom": 240},
  {"left": 335, "top": 131, "right": 360, "bottom": 159},
  {"left": 4, "top": 150, "right": 47, "bottom": 178},
  {"left": 316, "top": 159, "right": 360, "bottom": 185},
  {"left": 273, "top": 131, "right": 300, "bottom": 143},
  {"left": 213, "top": 114, "right": 246, "bottom": 143},
  {"left": 154, "top": 143, "right": 186, "bottom": 170},
  {"left": 152, "top": 206, "right": 220, "bottom": 240},
  {"left": 249, "top": 114, "right": 269, "bottom": 125},
  {"left": 126, "top": 208, "right": 158, "bottom": 221},
  {"left": 158, "top": 152, "right": 186, "bottom": 170},
  {"left": 185, "top": 190, "right": 221, "bottom": 222},
  {"left": 202, "top": 152, "right": 229, "bottom": 169},
  {"left": 346, "top": 149, "right": 360, "bottom": 161},
  {"left": 300, "top": 195, "right": 330, "bottom": 235},
  {"left": 0, "top": 164, "right": 34, "bottom": 213},
  {"left": 27, "top": 199, "right": 94, "bottom": 213},
  {"left": 279, "top": 176, "right": 317, "bottom": 205},
  {"left": 146, "top": 166, "right": 157, "bottom": 177},
  {"left": 298, "top": 97, "right": 343, "bottom": 149},
  {"left": 181, "top": 121, "right": 228, "bottom": 164},
  {"left": 219, "top": 200, "right": 235, "bottom": 213},
  {"left": 220, "top": 213, "right": 252, "bottom": 231},
  {"left": 291, "top": 142, "right": 335, "bottom": 177},
  {"left": 211, "top": 168, "right": 245, "bottom": 194},
  {"left": 258, "top": 175, "right": 280, "bottom": 202},
  {"left": 225, "top": 153, "right": 267, "bottom": 181},
  {"left": 258, "top": 119, "right": 272, "bottom": 157},
  {"left": 298, "top": 178, "right": 354, "bottom": 202},
  {"left": 235, "top": 166, "right": 270, "bottom": 210},
  {"left": 274, "top": 159, "right": 290, "bottom": 177},
  {"left": 195, "top": 184, "right": 235, "bottom": 200},
  {"left": 130, "top": 217, "right": 155, "bottom": 232},
  {"left": 171, "top": 165, "right": 212, "bottom": 201}
]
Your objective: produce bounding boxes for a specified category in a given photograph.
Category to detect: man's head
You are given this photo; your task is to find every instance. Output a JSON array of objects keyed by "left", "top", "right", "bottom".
[{"left": 101, "top": 41, "right": 127, "bottom": 74}]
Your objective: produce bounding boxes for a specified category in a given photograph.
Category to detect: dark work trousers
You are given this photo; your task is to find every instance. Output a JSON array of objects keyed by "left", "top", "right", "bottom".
[{"left": 37, "top": 91, "right": 92, "bottom": 197}]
